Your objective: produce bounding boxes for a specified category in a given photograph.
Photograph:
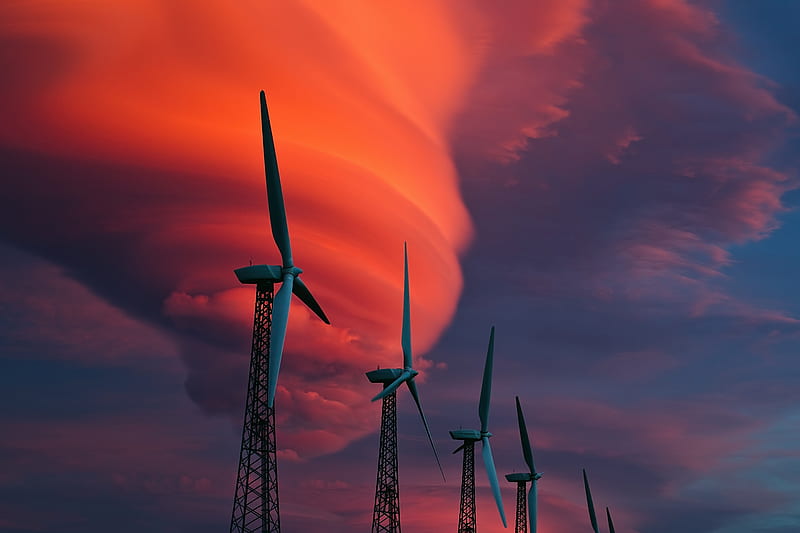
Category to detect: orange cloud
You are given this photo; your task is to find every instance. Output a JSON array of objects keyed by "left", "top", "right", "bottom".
[
  {"left": 0, "top": 1, "right": 600, "bottom": 463},
  {"left": 0, "top": 0, "right": 483, "bottom": 422}
]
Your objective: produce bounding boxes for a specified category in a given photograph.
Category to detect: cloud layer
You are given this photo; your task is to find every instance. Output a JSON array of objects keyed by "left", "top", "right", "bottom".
[{"left": 1, "top": 1, "right": 799, "bottom": 532}]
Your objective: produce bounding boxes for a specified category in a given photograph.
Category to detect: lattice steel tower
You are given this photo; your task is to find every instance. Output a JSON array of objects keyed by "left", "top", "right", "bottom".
[
  {"left": 368, "top": 377, "right": 402, "bottom": 533},
  {"left": 514, "top": 480, "right": 527, "bottom": 533},
  {"left": 455, "top": 439, "right": 477, "bottom": 533},
  {"left": 228, "top": 90, "right": 330, "bottom": 533},
  {"left": 230, "top": 282, "right": 280, "bottom": 532},
  {"left": 505, "top": 477, "right": 528, "bottom": 533}
]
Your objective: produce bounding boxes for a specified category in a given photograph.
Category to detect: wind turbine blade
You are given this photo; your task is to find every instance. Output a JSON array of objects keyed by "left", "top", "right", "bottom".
[
  {"left": 583, "top": 469, "right": 599, "bottom": 533},
  {"left": 267, "top": 274, "right": 294, "bottom": 408},
  {"left": 371, "top": 370, "right": 412, "bottom": 402},
  {"left": 452, "top": 443, "right": 466, "bottom": 454},
  {"left": 406, "top": 379, "right": 445, "bottom": 481},
  {"left": 259, "top": 91, "right": 292, "bottom": 268},
  {"left": 478, "top": 326, "right": 495, "bottom": 433},
  {"left": 401, "top": 242, "right": 412, "bottom": 369},
  {"left": 516, "top": 396, "right": 536, "bottom": 475},
  {"left": 481, "top": 436, "right": 508, "bottom": 527},
  {"left": 529, "top": 481, "right": 538, "bottom": 533},
  {"left": 292, "top": 277, "right": 330, "bottom": 324},
  {"left": 606, "top": 507, "right": 616, "bottom": 533}
]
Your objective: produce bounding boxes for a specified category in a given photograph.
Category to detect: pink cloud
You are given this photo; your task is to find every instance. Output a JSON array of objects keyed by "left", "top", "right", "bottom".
[{"left": 0, "top": 245, "right": 179, "bottom": 368}]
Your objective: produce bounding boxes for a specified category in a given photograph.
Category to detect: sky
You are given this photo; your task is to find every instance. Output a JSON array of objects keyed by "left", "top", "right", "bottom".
[{"left": 1, "top": 1, "right": 799, "bottom": 532}]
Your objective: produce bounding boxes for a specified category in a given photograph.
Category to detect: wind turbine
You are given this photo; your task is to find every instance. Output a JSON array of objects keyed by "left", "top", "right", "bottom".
[
  {"left": 367, "top": 242, "right": 444, "bottom": 533},
  {"left": 505, "top": 397, "right": 542, "bottom": 533},
  {"left": 583, "top": 469, "right": 600, "bottom": 533},
  {"left": 451, "top": 326, "right": 508, "bottom": 532},
  {"left": 229, "top": 90, "right": 330, "bottom": 533}
]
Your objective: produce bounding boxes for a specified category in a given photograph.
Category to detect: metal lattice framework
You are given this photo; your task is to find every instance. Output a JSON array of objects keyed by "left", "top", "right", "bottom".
[
  {"left": 230, "top": 282, "right": 281, "bottom": 533},
  {"left": 372, "top": 390, "right": 401, "bottom": 533},
  {"left": 457, "top": 441, "right": 477, "bottom": 533},
  {"left": 514, "top": 482, "right": 527, "bottom": 533}
]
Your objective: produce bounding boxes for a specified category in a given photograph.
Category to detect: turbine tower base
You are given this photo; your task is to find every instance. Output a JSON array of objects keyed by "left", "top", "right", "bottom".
[
  {"left": 457, "top": 440, "right": 476, "bottom": 533},
  {"left": 230, "top": 281, "right": 280, "bottom": 533},
  {"left": 371, "top": 387, "right": 401, "bottom": 533},
  {"left": 514, "top": 481, "right": 527, "bottom": 533}
]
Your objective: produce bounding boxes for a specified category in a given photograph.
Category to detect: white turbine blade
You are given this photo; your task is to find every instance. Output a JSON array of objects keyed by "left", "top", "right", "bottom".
[
  {"left": 606, "top": 507, "right": 617, "bottom": 533},
  {"left": 259, "top": 91, "right": 293, "bottom": 268},
  {"left": 481, "top": 436, "right": 508, "bottom": 527},
  {"left": 516, "top": 396, "right": 536, "bottom": 474},
  {"left": 371, "top": 370, "right": 412, "bottom": 402},
  {"left": 267, "top": 273, "right": 294, "bottom": 408},
  {"left": 292, "top": 277, "right": 329, "bottom": 324},
  {"left": 406, "top": 379, "right": 445, "bottom": 481},
  {"left": 583, "top": 469, "right": 600, "bottom": 533},
  {"left": 478, "top": 326, "right": 495, "bottom": 433},
  {"left": 401, "top": 242, "right": 412, "bottom": 369}
]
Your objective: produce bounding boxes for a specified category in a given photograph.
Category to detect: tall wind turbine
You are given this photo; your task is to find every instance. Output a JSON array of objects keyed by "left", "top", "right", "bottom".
[
  {"left": 229, "top": 91, "right": 330, "bottom": 533},
  {"left": 368, "top": 242, "right": 444, "bottom": 533},
  {"left": 450, "top": 327, "right": 508, "bottom": 532},
  {"left": 505, "top": 397, "right": 542, "bottom": 533},
  {"left": 583, "top": 469, "right": 600, "bottom": 533}
]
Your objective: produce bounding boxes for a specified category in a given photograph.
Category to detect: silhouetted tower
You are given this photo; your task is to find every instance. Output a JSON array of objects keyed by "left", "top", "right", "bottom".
[
  {"left": 454, "top": 439, "right": 478, "bottom": 533},
  {"left": 369, "top": 374, "right": 402, "bottom": 533},
  {"left": 506, "top": 475, "right": 528, "bottom": 533},
  {"left": 230, "top": 282, "right": 280, "bottom": 532}
]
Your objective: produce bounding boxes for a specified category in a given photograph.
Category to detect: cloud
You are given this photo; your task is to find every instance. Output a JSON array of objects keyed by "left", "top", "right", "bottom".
[
  {"left": 0, "top": 244, "right": 178, "bottom": 367},
  {"left": 1, "top": 1, "right": 799, "bottom": 532}
]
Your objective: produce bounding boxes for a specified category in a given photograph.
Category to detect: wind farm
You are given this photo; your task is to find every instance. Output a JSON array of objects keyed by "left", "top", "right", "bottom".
[
  {"left": 225, "top": 91, "right": 607, "bottom": 532},
  {"left": 2, "top": 2, "right": 800, "bottom": 533}
]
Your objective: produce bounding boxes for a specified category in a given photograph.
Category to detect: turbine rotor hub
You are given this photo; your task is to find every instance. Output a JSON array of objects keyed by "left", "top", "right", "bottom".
[{"left": 282, "top": 265, "right": 303, "bottom": 277}]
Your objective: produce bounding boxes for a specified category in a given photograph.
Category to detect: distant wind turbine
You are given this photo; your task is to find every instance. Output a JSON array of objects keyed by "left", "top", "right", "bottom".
[
  {"left": 451, "top": 327, "right": 508, "bottom": 531},
  {"left": 505, "top": 397, "right": 542, "bottom": 533},
  {"left": 367, "top": 242, "right": 444, "bottom": 532}
]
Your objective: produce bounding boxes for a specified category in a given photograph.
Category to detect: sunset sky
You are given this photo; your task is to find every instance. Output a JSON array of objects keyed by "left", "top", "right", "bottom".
[{"left": 2, "top": 1, "right": 800, "bottom": 532}]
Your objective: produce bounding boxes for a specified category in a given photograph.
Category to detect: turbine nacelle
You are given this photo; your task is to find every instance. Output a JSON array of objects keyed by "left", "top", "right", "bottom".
[
  {"left": 234, "top": 264, "right": 284, "bottom": 284},
  {"left": 504, "top": 472, "right": 543, "bottom": 483},
  {"left": 366, "top": 367, "right": 420, "bottom": 385},
  {"left": 234, "top": 265, "right": 304, "bottom": 284},
  {"left": 366, "top": 368, "right": 406, "bottom": 383},
  {"left": 449, "top": 429, "right": 482, "bottom": 441}
]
